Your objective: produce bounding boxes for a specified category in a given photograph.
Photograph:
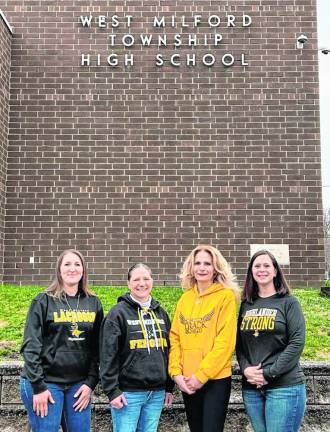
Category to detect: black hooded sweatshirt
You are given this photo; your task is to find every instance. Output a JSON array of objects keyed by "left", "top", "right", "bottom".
[
  {"left": 100, "top": 293, "right": 174, "bottom": 402},
  {"left": 21, "top": 291, "right": 104, "bottom": 394}
]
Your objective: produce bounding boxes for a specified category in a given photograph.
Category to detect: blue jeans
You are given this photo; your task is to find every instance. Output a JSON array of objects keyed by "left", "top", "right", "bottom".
[
  {"left": 110, "top": 390, "right": 165, "bottom": 432},
  {"left": 243, "top": 384, "right": 306, "bottom": 432},
  {"left": 20, "top": 377, "right": 91, "bottom": 432}
]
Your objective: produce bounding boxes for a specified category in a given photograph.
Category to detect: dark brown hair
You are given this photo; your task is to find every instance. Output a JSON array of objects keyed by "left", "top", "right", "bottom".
[{"left": 243, "top": 250, "right": 291, "bottom": 302}]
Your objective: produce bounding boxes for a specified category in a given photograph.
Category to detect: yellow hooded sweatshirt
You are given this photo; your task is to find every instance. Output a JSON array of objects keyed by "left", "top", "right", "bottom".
[{"left": 169, "top": 283, "right": 237, "bottom": 384}]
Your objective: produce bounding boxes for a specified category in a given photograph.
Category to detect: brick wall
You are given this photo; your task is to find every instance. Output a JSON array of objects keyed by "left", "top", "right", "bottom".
[
  {"left": 0, "top": 11, "right": 12, "bottom": 283},
  {"left": 0, "top": 0, "right": 324, "bottom": 286}
]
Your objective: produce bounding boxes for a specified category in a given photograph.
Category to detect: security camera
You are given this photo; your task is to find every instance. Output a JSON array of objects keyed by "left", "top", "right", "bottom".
[
  {"left": 321, "top": 48, "right": 330, "bottom": 55},
  {"left": 297, "top": 34, "right": 308, "bottom": 49},
  {"left": 297, "top": 34, "right": 308, "bottom": 44}
]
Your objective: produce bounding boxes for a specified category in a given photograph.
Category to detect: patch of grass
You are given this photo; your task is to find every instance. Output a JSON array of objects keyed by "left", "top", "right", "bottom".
[
  {"left": 293, "top": 288, "right": 330, "bottom": 360},
  {"left": 0, "top": 285, "right": 42, "bottom": 359},
  {"left": 0, "top": 284, "right": 329, "bottom": 361}
]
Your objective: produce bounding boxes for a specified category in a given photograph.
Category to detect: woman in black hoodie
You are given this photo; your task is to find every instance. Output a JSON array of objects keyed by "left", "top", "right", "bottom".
[
  {"left": 100, "top": 263, "right": 173, "bottom": 432},
  {"left": 20, "top": 249, "right": 104, "bottom": 432}
]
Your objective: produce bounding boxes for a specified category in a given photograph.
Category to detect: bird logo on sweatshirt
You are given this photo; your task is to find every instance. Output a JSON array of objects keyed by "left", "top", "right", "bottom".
[
  {"left": 179, "top": 309, "right": 215, "bottom": 334},
  {"left": 69, "top": 322, "right": 85, "bottom": 339}
]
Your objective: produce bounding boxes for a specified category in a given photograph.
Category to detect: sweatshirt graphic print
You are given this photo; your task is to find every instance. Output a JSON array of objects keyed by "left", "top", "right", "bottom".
[
  {"left": 239, "top": 307, "right": 277, "bottom": 337},
  {"left": 53, "top": 307, "right": 97, "bottom": 341},
  {"left": 179, "top": 308, "right": 215, "bottom": 334}
]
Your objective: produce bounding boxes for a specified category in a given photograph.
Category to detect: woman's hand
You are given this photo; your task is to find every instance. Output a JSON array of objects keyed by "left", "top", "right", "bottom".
[
  {"left": 110, "top": 393, "right": 128, "bottom": 409},
  {"left": 33, "top": 390, "right": 55, "bottom": 417},
  {"left": 173, "top": 375, "right": 195, "bottom": 395},
  {"left": 184, "top": 375, "right": 203, "bottom": 392},
  {"left": 244, "top": 364, "right": 268, "bottom": 387},
  {"left": 164, "top": 392, "right": 173, "bottom": 408},
  {"left": 73, "top": 384, "right": 92, "bottom": 412}
]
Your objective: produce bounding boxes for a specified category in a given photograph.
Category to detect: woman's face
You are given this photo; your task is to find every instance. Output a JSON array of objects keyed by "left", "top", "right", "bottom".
[
  {"left": 252, "top": 254, "right": 277, "bottom": 288},
  {"left": 193, "top": 250, "right": 215, "bottom": 287},
  {"left": 60, "top": 252, "right": 83, "bottom": 290},
  {"left": 128, "top": 267, "right": 153, "bottom": 303}
]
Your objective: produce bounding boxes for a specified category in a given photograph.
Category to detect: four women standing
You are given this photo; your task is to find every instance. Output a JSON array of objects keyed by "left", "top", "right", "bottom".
[{"left": 20, "top": 246, "right": 307, "bottom": 431}]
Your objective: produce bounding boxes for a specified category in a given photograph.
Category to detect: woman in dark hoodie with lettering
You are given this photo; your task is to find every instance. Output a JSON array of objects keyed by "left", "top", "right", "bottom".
[
  {"left": 20, "top": 249, "right": 104, "bottom": 432},
  {"left": 100, "top": 263, "right": 173, "bottom": 432}
]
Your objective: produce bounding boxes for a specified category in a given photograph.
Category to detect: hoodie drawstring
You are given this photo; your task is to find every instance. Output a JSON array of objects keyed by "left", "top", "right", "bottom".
[
  {"left": 150, "top": 310, "right": 164, "bottom": 350},
  {"left": 137, "top": 307, "right": 164, "bottom": 354}
]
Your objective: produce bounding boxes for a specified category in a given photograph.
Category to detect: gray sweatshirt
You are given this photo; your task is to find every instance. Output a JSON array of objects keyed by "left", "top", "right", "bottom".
[{"left": 236, "top": 293, "right": 305, "bottom": 389}]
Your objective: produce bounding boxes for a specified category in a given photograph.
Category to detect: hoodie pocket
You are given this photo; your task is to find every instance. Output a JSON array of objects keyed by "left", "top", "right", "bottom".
[
  {"left": 121, "top": 350, "right": 167, "bottom": 388},
  {"left": 122, "top": 352, "right": 138, "bottom": 376},
  {"left": 182, "top": 349, "right": 203, "bottom": 376},
  {"left": 48, "top": 350, "right": 89, "bottom": 380}
]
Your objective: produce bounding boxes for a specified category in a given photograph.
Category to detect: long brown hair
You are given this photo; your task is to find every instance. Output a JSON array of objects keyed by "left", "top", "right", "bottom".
[
  {"left": 180, "top": 244, "right": 240, "bottom": 301},
  {"left": 243, "top": 250, "right": 291, "bottom": 302},
  {"left": 46, "top": 249, "right": 94, "bottom": 298}
]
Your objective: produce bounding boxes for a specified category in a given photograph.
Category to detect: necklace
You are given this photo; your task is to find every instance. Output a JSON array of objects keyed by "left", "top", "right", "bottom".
[
  {"left": 64, "top": 292, "right": 80, "bottom": 312},
  {"left": 63, "top": 293, "right": 84, "bottom": 339}
]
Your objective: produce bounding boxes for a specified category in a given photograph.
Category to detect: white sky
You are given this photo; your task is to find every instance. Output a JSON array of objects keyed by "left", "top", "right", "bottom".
[{"left": 317, "top": 0, "right": 330, "bottom": 209}]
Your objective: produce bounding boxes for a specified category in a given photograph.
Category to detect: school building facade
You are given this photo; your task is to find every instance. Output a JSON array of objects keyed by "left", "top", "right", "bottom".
[{"left": 0, "top": 1, "right": 325, "bottom": 286}]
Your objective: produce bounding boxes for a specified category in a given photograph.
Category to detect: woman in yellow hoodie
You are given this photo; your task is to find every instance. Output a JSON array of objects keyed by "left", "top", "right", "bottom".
[{"left": 169, "top": 244, "right": 240, "bottom": 432}]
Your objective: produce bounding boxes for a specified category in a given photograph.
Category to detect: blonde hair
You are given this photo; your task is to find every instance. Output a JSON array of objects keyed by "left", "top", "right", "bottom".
[
  {"left": 46, "top": 249, "right": 94, "bottom": 298},
  {"left": 180, "top": 244, "right": 240, "bottom": 301}
]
